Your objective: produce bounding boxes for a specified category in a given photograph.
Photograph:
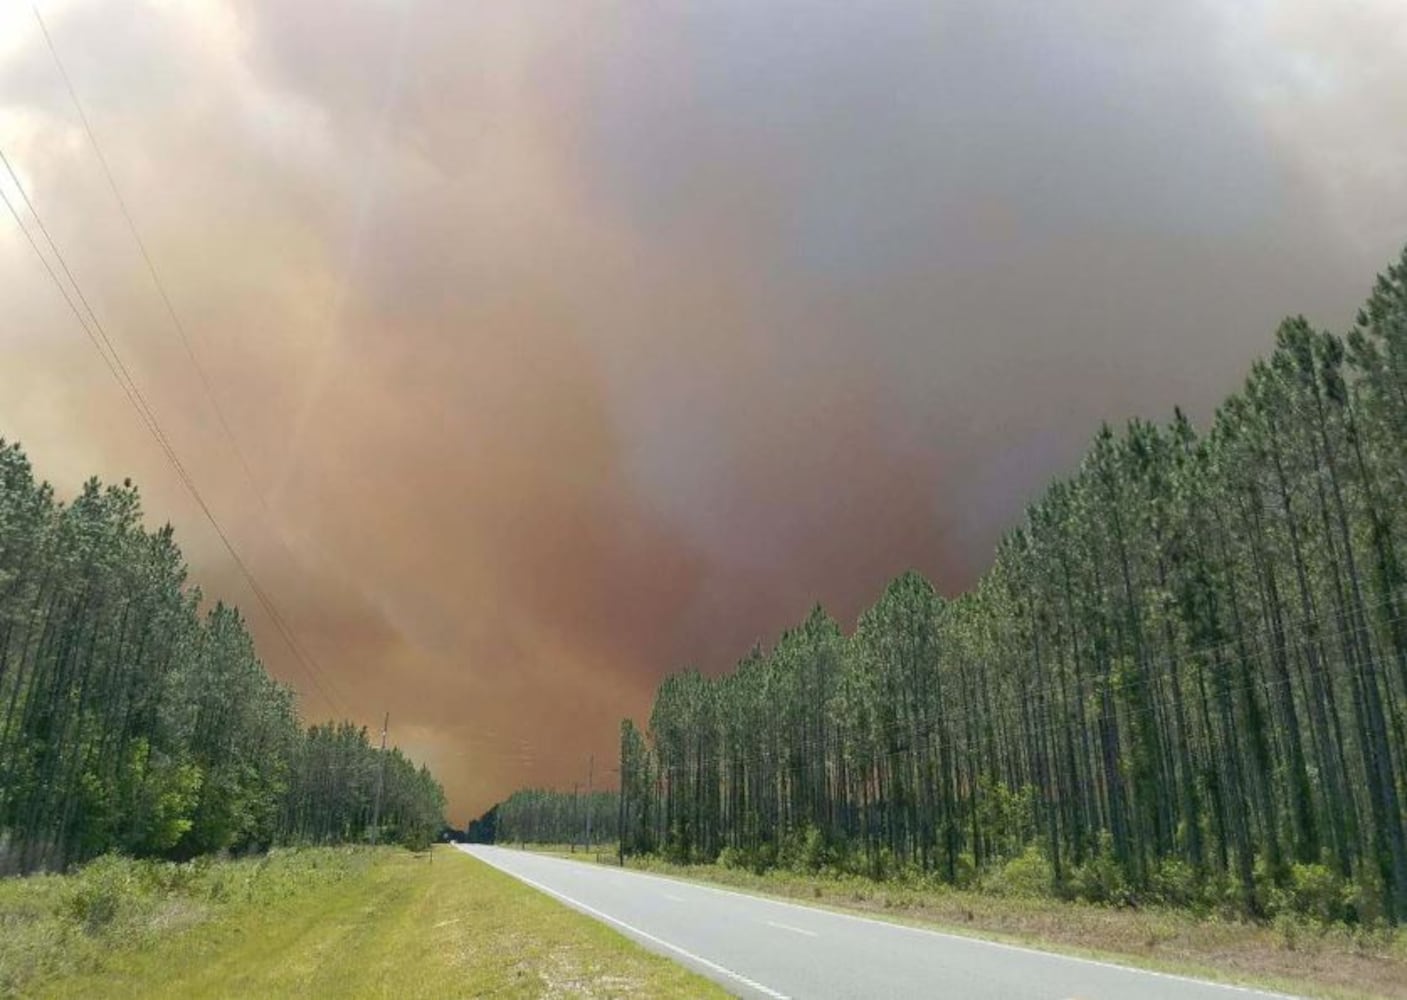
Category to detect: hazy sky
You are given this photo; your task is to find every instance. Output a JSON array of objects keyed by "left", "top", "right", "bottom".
[{"left": 2, "top": 0, "right": 1404, "bottom": 822}]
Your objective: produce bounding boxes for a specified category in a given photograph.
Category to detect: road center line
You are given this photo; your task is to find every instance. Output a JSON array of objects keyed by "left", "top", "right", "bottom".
[
  {"left": 662, "top": 893, "right": 687, "bottom": 902},
  {"left": 765, "top": 920, "right": 818, "bottom": 937},
  {"left": 501, "top": 850, "right": 1299, "bottom": 1000}
]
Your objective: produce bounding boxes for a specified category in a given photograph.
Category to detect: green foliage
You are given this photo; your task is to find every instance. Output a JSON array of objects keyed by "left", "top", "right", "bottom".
[
  {"left": 974, "top": 782, "right": 1036, "bottom": 864},
  {"left": 780, "top": 825, "right": 832, "bottom": 875},
  {"left": 65, "top": 855, "right": 137, "bottom": 933},
  {"left": 489, "top": 788, "right": 618, "bottom": 848},
  {"left": 716, "top": 845, "right": 745, "bottom": 870},
  {"left": 133, "top": 759, "right": 202, "bottom": 855},
  {"left": 982, "top": 845, "right": 1054, "bottom": 898},
  {"left": 1345, "top": 875, "right": 1388, "bottom": 927},
  {"left": 1148, "top": 858, "right": 1202, "bottom": 909},
  {"left": 278, "top": 722, "right": 445, "bottom": 851},
  {"left": 1285, "top": 862, "right": 1350, "bottom": 924},
  {"left": 0, "top": 847, "right": 376, "bottom": 997},
  {"left": 608, "top": 246, "right": 1407, "bottom": 926},
  {"left": 1069, "top": 834, "right": 1134, "bottom": 906},
  {"left": 13, "top": 848, "right": 729, "bottom": 1000},
  {"left": 0, "top": 443, "right": 446, "bottom": 871}
]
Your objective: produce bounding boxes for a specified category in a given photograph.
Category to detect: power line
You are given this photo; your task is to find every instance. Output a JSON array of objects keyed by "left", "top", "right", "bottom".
[
  {"left": 0, "top": 155, "right": 167, "bottom": 461},
  {"left": 32, "top": 5, "right": 275, "bottom": 522},
  {"left": 0, "top": 146, "right": 349, "bottom": 716},
  {"left": 371, "top": 711, "right": 389, "bottom": 844},
  {"left": 14, "top": 11, "right": 357, "bottom": 717},
  {"left": 28, "top": 7, "right": 356, "bottom": 716}
]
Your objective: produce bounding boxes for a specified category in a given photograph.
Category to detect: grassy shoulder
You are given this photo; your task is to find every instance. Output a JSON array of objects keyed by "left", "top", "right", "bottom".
[
  {"left": 517, "top": 845, "right": 1407, "bottom": 1000},
  {"left": 2, "top": 845, "right": 726, "bottom": 999}
]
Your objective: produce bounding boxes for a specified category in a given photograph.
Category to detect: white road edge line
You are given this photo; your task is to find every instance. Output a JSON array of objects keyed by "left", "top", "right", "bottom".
[
  {"left": 491, "top": 848, "right": 1301, "bottom": 1000},
  {"left": 463, "top": 847, "right": 790, "bottom": 1000},
  {"left": 765, "top": 920, "right": 818, "bottom": 937}
]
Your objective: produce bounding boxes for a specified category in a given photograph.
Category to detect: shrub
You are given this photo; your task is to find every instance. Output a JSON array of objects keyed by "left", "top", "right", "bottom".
[
  {"left": 717, "top": 846, "right": 750, "bottom": 871},
  {"left": 866, "top": 846, "right": 897, "bottom": 881},
  {"left": 65, "top": 856, "right": 138, "bottom": 934},
  {"left": 1345, "top": 876, "right": 1386, "bottom": 927},
  {"left": 983, "top": 845, "right": 1054, "bottom": 898},
  {"left": 797, "top": 826, "right": 829, "bottom": 874},
  {"left": 1287, "top": 862, "right": 1349, "bottom": 924},
  {"left": 778, "top": 825, "right": 832, "bottom": 874},
  {"left": 951, "top": 851, "right": 977, "bottom": 890},
  {"left": 1070, "top": 833, "right": 1132, "bottom": 906},
  {"left": 0, "top": 847, "right": 387, "bottom": 998},
  {"left": 1149, "top": 858, "right": 1201, "bottom": 909},
  {"left": 1252, "top": 854, "right": 1281, "bottom": 917},
  {"left": 1274, "top": 912, "right": 1305, "bottom": 951},
  {"left": 753, "top": 840, "right": 778, "bottom": 874}
]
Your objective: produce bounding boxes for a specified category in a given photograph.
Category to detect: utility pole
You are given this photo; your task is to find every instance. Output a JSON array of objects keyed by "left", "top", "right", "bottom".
[
  {"left": 370, "top": 712, "right": 389, "bottom": 845},
  {"left": 585, "top": 753, "right": 594, "bottom": 853},
  {"left": 617, "top": 763, "right": 626, "bottom": 867},
  {"left": 572, "top": 782, "right": 580, "bottom": 852}
]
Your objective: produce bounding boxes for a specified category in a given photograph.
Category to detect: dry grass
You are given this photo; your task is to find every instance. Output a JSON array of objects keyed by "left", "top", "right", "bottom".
[
  {"left": 526, "top": 847, "right": 1407, "bottom": 1000},
  {"left": 0, "top": 846, "right": 377, "bottom": 996},
  {"left": 8, "top": 846, "right": 726, "bottom": 999}
]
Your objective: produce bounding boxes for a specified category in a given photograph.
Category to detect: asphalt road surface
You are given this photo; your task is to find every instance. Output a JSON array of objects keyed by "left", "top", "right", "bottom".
[{"left": 456, "top": 844, "right": 1298, "bottom": 1000}]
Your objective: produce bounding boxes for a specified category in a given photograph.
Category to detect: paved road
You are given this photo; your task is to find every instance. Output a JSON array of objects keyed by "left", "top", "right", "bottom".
[{"left": 456, "top": 845, "right": 1297, "bottom": 1000}]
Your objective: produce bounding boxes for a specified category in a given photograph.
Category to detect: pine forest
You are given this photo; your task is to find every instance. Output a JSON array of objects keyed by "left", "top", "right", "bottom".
[
  {"left": 0, "top": 448, "right": 446, "bottom": 875},
  {"left": 611, "top": 250, "right": 1407, "bottom": 925}
]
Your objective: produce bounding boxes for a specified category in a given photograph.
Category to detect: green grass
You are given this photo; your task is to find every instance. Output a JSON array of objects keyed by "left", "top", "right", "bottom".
[
  {"left": 521, "top": 846, "right": 1407, "bottom": 1000},
  {"left": 2, "top": 846, "right": 726, "bottom": 999}
]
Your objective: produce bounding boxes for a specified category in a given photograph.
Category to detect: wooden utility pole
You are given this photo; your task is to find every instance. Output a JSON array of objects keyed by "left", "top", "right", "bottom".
[
  {"left": 572, "top": 782, "right": 580, "bottom": 852},
  {"left": 617, "top": 763, "right": 626, "bottom": 867},
  {"left": 370, "top": 712, "right": 389, "bottom": 845},
  {"left": 586, "top": 754, "right": 595, "bottom": 852}
]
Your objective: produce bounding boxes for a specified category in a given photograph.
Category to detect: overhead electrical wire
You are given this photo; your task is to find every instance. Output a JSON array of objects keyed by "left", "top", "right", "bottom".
[
  {"left": 20, "top": 6, "right": 358, "bottom": 716},
  {"left": 26, "top": 5, "right": 573, "bottom": 773},
  {"left": 0, "top": 148, "right": 349, "bottom": 716},
  {"left": 32, "top": 6, "right": 276, "bottom": 524}
]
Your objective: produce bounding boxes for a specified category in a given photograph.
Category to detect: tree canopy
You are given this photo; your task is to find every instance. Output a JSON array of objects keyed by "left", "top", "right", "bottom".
[
  {"left": 0, "top": 450, "right": 446, "bottom": 873},
  {"left": 482, "top": 788, "right": 618, "bottom": 849},
  {"left": 615, "top": 248, "right": 1407, "bottom": 925}
]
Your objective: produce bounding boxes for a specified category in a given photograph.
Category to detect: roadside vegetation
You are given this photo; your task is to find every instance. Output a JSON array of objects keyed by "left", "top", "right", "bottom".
[
  {"left": 0, "top": 846, "right": 376, "bottom": 997},
  {"left": 608, "top": 250, "right": 1407, "bottom": 926},
  {"left": 510, "top": 844, "right": 1406, "bottom": 1000},
  {"left": 2, "top": 845, "right": 724, "bottom": 999},
  {"left": 0, "top": 441, "right": 446, "bottom": 875},
  {"left": 473, "top": 248, "right": 1407, "bottom": 998},
  {"left": 480, "top": 788, "right": 620, "bottom": 848},
  {"left": 639, "top": 852, "right": 1407, "bottom": 1000}
]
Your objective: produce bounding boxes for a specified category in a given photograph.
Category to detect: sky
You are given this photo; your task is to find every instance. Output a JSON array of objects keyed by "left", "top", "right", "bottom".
[{"left": 1, "top": 0, "right": 1405, "bottom": 823}]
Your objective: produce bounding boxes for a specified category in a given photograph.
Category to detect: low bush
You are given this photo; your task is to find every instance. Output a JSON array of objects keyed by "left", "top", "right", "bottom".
[
  {"left": 0, "top": 847, "right": 379, "bottom": 998},
  {"left": 1066, "top": 837, "right": 1129, "bottom": 905},
  {"left": 1148, "top": 858, "right": 1202, "bottom": 910},
  {"left": 981, "top": 845, "right": 1054, "bottom": 898},
  {"left": 1285, "top": 862, "right": 1349, "bottom": 924},
  {"left": 781, "top": 826, "right": 833, "bottom": 875}
]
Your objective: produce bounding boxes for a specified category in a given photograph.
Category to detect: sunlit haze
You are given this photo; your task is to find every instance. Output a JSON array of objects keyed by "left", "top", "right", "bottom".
[{"left": 3, "top": 0, "right": 1406, "bottom": 823}]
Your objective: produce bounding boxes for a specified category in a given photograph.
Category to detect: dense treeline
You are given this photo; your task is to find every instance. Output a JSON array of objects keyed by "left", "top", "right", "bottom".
[
  {"left": 488, "top": 788, "right": 619, "bottom": 847},
  {"left": 0, "top": 445, "right": 445, "bottom": 874},
  {"left": 463, "top": 804, "right": 498, "bottom": 843},
  {"left": 277, "top": 721, "right": 445, "bottom": 850},
  {"left": 620, "top": 249, "right": 1407, "bottom": 925}
]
